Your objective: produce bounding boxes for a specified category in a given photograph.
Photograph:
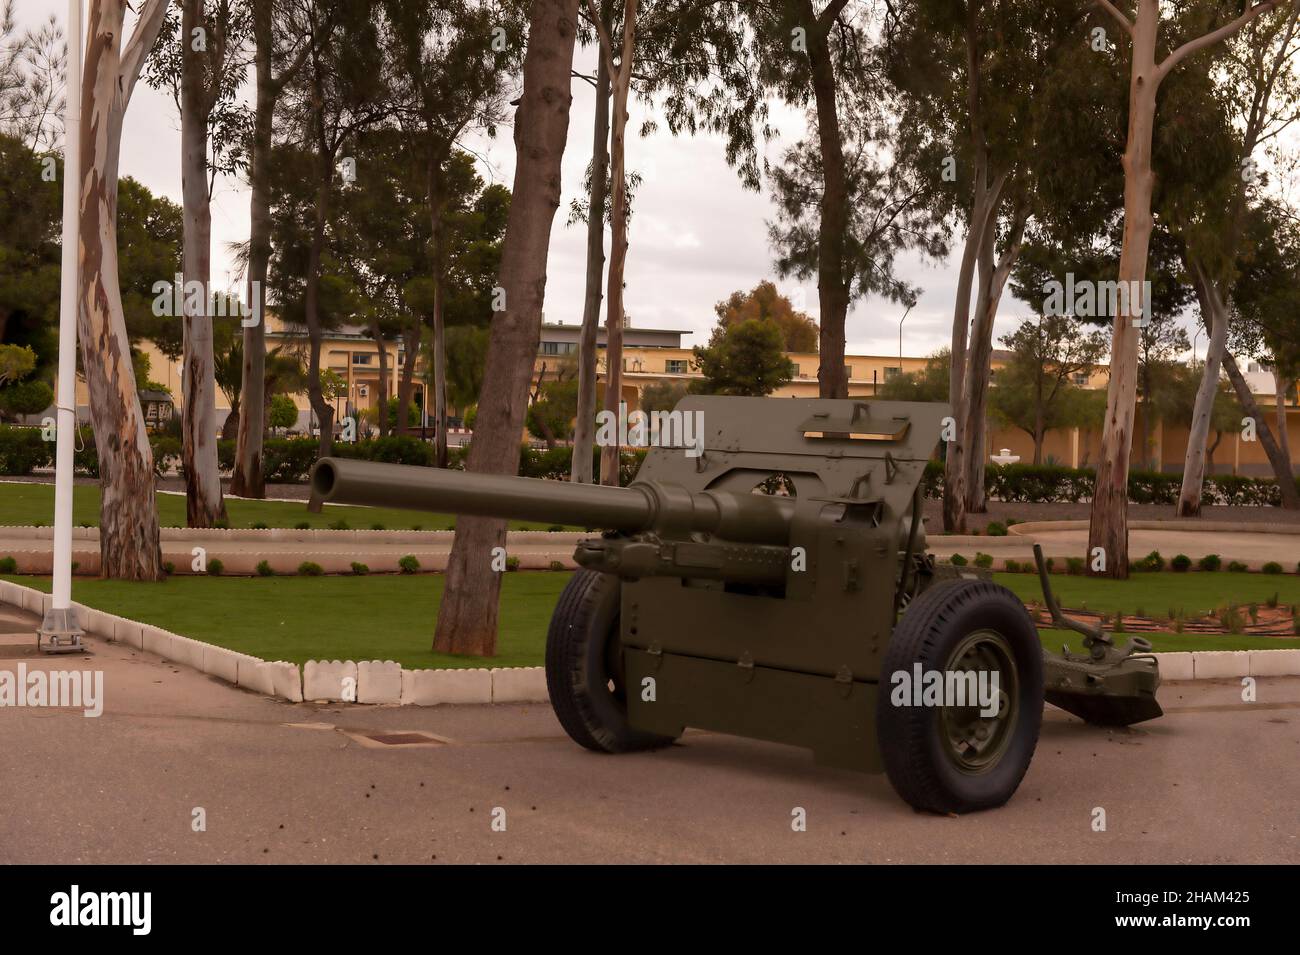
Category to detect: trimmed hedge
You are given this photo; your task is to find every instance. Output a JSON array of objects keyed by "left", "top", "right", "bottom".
[{"left": 922, "top": 459, "right": 1299, "bottom": 506}]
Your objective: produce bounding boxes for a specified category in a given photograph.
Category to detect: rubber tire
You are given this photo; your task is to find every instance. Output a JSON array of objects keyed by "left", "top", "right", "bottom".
[
  {"left": 545, "top": 569, "right": 675, "bottom": 753},
  {"left": 877, "top": 578, "right": 1044, "bottom": 814}
]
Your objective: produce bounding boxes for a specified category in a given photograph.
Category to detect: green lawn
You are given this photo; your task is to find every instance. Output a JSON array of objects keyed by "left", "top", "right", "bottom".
[
  {"left": 992, "top": 570, "right": 1300, "bottom": 617},
  {"left": 6, "top": 569, "right": 1296, "bottom": 671},
  {"left": 0, "top": 481, "right": 570, "bottom": 531}
]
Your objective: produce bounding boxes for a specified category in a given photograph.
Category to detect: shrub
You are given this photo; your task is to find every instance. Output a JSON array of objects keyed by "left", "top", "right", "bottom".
[
  {"left": 1133, "top": 550, "right": 1164, "bottom": 572},
  {"left": 974, "top": 552, "right": 994, "bottom": 568},
  {"left": 251, "top": 521, "right": 270, "bottom": 530},
  {"left": 1170, "top": 554, "right": 1191, "bottom": 572},
  {"left": 1228, "top": 561, "right": 1249, "bottom": 573},
  {"left": 506, "top": 555, "right": 521, "bottom": 572},
  {"left": 1066, "top": 556, "right": 1085, "bottom": 575},
  {"left": 294, "top": 521, "right": 310, "bottom": 530},
  {"left": 1198, "top": 554, "right": 1222, "bottom": 572},
  {"left": 1262, "top": 561, "right": 1283, "bottom": 575},
  {"left": 163, "top": 561, "right": 175, "bottom": 575},
  {"left": 350, "top": 561, "right": 369, "bottom": 576},
  {"left": 369, "top": 523, "right": 385, "bottom": 531},
  {"left": 398, "top": 554, "right": 420, "bottom": 574},
  {"left": 1266, "top": 591, "right": 1279, "bottom": 609},
  {"left": 206, "top": 558, "right": 224, "bottom": 576},
  {"left": 329, "top": 519, "right": 350, "bottom": 530},
  {"left": 1218, "top": 605, "right": 1244, "bottom": 633},
  {"left": 1003, "top": 559, "right": 1021, "bottom": 573},
  {"left": 986, "top": 521, "right": 1007, "bottom": 537},
  {"left": 949, "top": 553, "right": 968, "bottom": 566},
  {"left": 298, "top": 561, "right": 324, "bottom": 576},
  {"left": 256, "top": 560, "right": 274, "bottom": 577},
  {"left": 0, "top": 426, "right": 51, "bottom": 475},
  {"left": 0, "top": 556, "right": 16, "bottom": 573},
  {"left": 547, "top": 525, "right": 566, "bottom": 533}
]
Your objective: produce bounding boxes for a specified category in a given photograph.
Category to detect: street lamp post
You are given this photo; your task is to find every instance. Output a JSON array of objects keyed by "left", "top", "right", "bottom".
[{"left": 40, "top": 0, "right": 84, "bottom": 653}]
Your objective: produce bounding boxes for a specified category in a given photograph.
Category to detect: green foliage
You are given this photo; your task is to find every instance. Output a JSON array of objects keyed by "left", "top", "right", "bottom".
[
  {"left": 268, "top": 394, "right": 298, "bottom": 433},
  {"left": 690, "top": 318, "right": 795, "bottom": 396},
  {"left": 949, "top": 553, "right": 968, "bottom": 566},
  {"left": 1262, "top": 561, "right": 1283, "bottom": 575},
  {"left": 526, "top": 373, "right": 579, "bottom": 445},
  {"left": 505, "top": 555, "right": 521, "bottom": 572},
  {"left": 298, "top": 562, "right": 324, "bottom": 577},
  {"left": 713, "top": 281, "right": 818, "bottom": 351},
  {"left": 639, "top": 380, "right": 691, "bottom": 415},
  {"left": 1171, "top": 554, "right": 1192, "bottom": 573},
  {"left": 1066, "top": 557, "right": 1085, "bottom": 575},
  {"left": 1133, "top": 551, "right": 1165, "bottom": 573},
  {"left": 1228, "top": 561, "right": 1249, "bottom": 573},
  {"left": 0, "top": 425, "right": 47, "bottom": 474},
  {"left": 876, "top": 350, "right": 950, "bottom": 402},
  {"left": 1199, "top": 554, "right": 1222, "bottom": 572},
  {"left": 986, "top": 521, "right": 1007, "bottom": 537},
  {"left": 398, "top": 554, "right": 420, "bottom": 574},
  {"left": 350, "top": 562, "right": 369, "bottom": 576},
  {"left": 206, "top": 559, "right": 225, "bottom": 576},
  {"left": 256, "top": 560, "right": 274, "bottom": 577},
  {"left": 974, "top": 552, "right": 994, "bottom": 568},
  {"left": 0, "top": 556, "right": 16, "bottom": 573},
  {"left": 329, "top": 519, "right": 350, "bottom": 530}
]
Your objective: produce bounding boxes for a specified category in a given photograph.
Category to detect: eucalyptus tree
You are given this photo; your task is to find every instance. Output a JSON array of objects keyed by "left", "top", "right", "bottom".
[
  {"left": 434, "top": 0, "right": 581, "bottom": 657},
  {"left": 78, "top": 0, "right": 172, "bottom": 580},
  {"left": 1084, "top": 0, "right": 1292, "bottom": 575},
  {"left": 145, "top": 1, "right": 250, "bottom": 526}
]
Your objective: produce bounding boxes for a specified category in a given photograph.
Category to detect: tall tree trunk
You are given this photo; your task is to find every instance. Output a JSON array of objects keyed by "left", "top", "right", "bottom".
[
  {"left": 427, "top": 157, "right": 449, "bottom": 467},
  {"left": 1222, "top": 352, "right": 1300, "bottom": 508},
  {"left": 369, "top": 316, "right": 390, "bottom": 437},
  {"left": 1088, "top": 12, "right": 1160, "bottom": 580},
  {"left": 434, "top": 0, "right": 579, "bottom": 656},
  {"left": 571, "top": 45, "right": 610, "bottom": 485},
  {"left": 231, "top": 0, "right": 275, "bottom": 499},
  {"left": 1276, "top": 368, "right": 1293, "bottom": 470},
  {"left": 805, "top": 2, "right": 849, "bottom": 400},
  {"left": 396, "top": 322, "right": 419, "bottom": 435},
  {"left": 304, "top": 194, "right": 333, "bottom": 461},
  {"left": 1178, "top": 259, "right": 1228, "bottom": 516},
  {"left": 78, "top": 0, "right": 170, "bottom": 580},
  {"left": 179, "top": 0, "right": 227, "bottom": 528},
  {"left": 598, "top": 0, "right": 638, "bottom": 486}
]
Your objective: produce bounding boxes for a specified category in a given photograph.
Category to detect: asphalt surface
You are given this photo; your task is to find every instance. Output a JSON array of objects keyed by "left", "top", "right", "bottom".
[{"left": 1, "top": 603, "right": 1297, "bottom": 864}]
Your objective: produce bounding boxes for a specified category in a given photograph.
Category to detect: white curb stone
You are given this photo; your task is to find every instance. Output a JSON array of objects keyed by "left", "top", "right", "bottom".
[
  {"left": 0, "top": 580, "right": 18, "bottom": 605},
  {"left": 265, "top": 661, "right": 303, "bottom": 702},
  {"left": 236, "top": 658, "right": 278, "bottom": 696},
  {"left": 141, "top": 624, "right": 176, "bottom": 660},
  {"left": 201, "top": 644, "right": 247, "bottom": 684},
  {"left": 21, "top": 587, "right": 41, "bottom": 614},
  {"left": 1248, "top": 648, "right": 1300, "bottom": 677},
  {"left": 304, "top": 659, "right": 358, "bottom": 702},
  {"left": 1156, "top": 652, "right": 1194, "bottom": 681},
  {"left": 399, "top": 667, "right": 492, "bottom": 706},
  {"left": 357, "top": 660, "right": 402, "bottom": 704},
  {"left": 112, "top": 616, "right": 145, "bottom": 649},
  {"left": 1192, "top": 650, "right": 1250, "bottom": 679},
  {"left": 491, "top": 667, "right": 548, "bottom": 703},
  {"left": 165, "top": 633, "right": 207, "bottom": 671}
]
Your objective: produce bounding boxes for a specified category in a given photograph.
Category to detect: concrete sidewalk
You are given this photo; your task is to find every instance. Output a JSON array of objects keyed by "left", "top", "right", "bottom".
[{"left": 1, "top": 603, "right": 1297, "bottom": 864}]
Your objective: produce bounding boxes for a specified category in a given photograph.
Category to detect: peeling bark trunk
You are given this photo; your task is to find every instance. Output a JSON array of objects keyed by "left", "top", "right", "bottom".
[
  {"left": 231, "top": 0, "right": 276, "bottom": 498},
  {"left": 805, "top": 3, "right": 849, "bottom": 400},
  {"left": 598, "top": 0, "right": 638, "bottom": 486},
  {"left": 179, "top": 0, "right": 227, "bottom": 528},
  {"left": 1276, "top": 369, "right": 1293, "bottom": 471},
  {"left": 433, "top": 0, "right": 579, "bottom": 656},
  {"left": 1222, "top": 352, "right": 1300, "bottom": 509},
  {"left": 571, "top": 48, "right": 609, "bottom": 485},
  {"left": 369, "top": 315, "right": 390, "bottom": 437},
  {"left": 1177, "top": 259, "right": 1228, "bottom": 516},
  {"left": 77, "top": 0, "right": 170, "bottom": 580}
]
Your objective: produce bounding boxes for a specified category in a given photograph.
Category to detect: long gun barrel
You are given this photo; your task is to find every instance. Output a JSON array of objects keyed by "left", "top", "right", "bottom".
[{"left": 309, "top": 458, "right": 796, "bottom": 546}]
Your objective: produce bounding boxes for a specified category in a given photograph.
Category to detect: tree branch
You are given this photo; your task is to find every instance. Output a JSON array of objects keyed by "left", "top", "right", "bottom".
[
  {"left": 584, "top": 0, "right": 619, "bottom": 79},
  {"left": 119, "top": 0, "right": 173, "bottom": 110},
  {"left": 817, "top": 0, "right": 852, "bottom": 33},
  {"left": 1094, "top": 0, "right": 1134, "bottom": 37},
  {"left": 1158, "top": 0, "right": 1285, "bottom": 83}
]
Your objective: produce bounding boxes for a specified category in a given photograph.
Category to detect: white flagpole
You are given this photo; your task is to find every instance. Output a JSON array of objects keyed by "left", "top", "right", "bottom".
[{"left": 41, "top": 0, "right": 84, "bottom": 652}]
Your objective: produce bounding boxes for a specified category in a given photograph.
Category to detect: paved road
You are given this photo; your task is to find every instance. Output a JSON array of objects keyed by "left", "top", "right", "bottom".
[{"left": 1, "top": 603, "right": 1297, "bottom": 864}]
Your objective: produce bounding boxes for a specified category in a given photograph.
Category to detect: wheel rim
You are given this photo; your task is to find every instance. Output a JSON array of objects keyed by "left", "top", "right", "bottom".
[{"left": 938, "top": 629, "right": 1018, "bottom": 774}]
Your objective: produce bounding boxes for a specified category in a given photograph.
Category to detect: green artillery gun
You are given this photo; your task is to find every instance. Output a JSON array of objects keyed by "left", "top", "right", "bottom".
[{"left": 310, "top": 397, "right": 1161, "bottom": 814}]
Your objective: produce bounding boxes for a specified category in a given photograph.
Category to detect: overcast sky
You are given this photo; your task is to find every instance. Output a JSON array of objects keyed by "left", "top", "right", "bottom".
[{"left": 21, "top": 0, "right": 1218, "bottom": 363}]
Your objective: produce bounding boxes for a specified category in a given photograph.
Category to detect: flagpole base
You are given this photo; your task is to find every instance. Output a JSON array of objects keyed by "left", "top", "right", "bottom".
[{"left": 38, "top": 606, "right": 86, "bottom": 654}]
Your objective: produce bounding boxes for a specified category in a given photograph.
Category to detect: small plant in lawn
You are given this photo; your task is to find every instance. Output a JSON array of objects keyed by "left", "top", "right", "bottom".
[
  {"left": 298, "top": 561, "right": 324, "bottom": 576},
  {"left": 163, "top": 561, "right": 175, "bottom": 575},
  {"left": 207, "top": 558, "right": 224, "bottom": 576},
  {"left": 256, "top": 560, "right": 274, "bottom": 577},
  {"left": 1218, "top": 605, "right": 1243, "bottom": 633},
  {"left": 1267, "top": 592, "right": 1279, "bottom": 609},
  {"left": 252, "top": 521, "right": 269, "bottom": 530},
  {"left": 1248, "top": 603, "right": 1259, "bottom": 624},
  {"left": 1198, "top": 554, "right": 1221, "bottom": 572},
  {"left": 350, "top": 562, "right": 369, "bottom": 576},
  {"left": 974, "top": 553, "right": 993, "bottom": 568},
  {"left": 1045, "top": 556, "right": 1055, "bottom": 573},
  {"left": 986, "top": 521, "right": 1007, "bottom": 537},
  {"left": 398, "top": 555, "right": 420, "bottom": 574},
  {"left": 329, "top": 519, "right": 350, "bottom": 531},
  {"left": 0, "top": 556, "right": 16, "bottom": 574},
  {"left": 1112, "top": 611, "right": 1125, "bottom": 633},
  {"left": 1171, "top": 554, "right": 1191, "bottom": 572},
  {"left": 1004, "top": 559, "right": 1021, "bottom": 573},
  {"left": 949, "top": 553, "right": 968, "bottom": 567},
  {"left": 294, "top": 521, "right": 310, "bottom": 530},
  {"left": 1066, "top": 556, "right": 1084, "bottom": 575},
  {"left": 506, "top": 556, "right": 521, "bottom": 572},
  {"left": 548, "top": 560, "right": 565, "bottom": 571},
  {"left": 1228, "top": 561, "right": 1249, "bottom": 573},
  {"left": 1173, "top": 614, "right": 1185, "bottom": 634},
  {"left": 1135, "top": 605, "right": 1146, "bottom": 620},
  {"left": 547, "top": 525, "right": 566, "bottom": 532},
  {"left": 1262, "top": 561, "right": 1283, "bottom": 575},
  {"left": 370, "top": 523, "right": 385, "bottom": 531}
]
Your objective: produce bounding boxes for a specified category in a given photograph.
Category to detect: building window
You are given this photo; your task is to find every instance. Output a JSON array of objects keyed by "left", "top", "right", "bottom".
[
  {"left": 845, "top": 365, "right": 855, "bottom": 380},
  {"left": 352, "top": 353, "right": 372, "bottom": 365},
  {"left": 665, "top": 359, "right": 688, "bottom": 374},
  {"left": 540, "top": 341, "right": 576, "bottom": 356},
  {"left": 884, "top": 366, "right": 901, "bottom": 380},
  {"left": 1072, "top": 373, "right": 1089, "bottom": 386},
  {"left": 792, "top": 364, "right": 801, "bottom": 377}
]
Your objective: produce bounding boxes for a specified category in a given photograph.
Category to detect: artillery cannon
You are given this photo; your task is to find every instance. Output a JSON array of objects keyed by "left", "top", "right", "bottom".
[{"left": 310, "top": 396, "right": 1161, "bottom": 814}]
